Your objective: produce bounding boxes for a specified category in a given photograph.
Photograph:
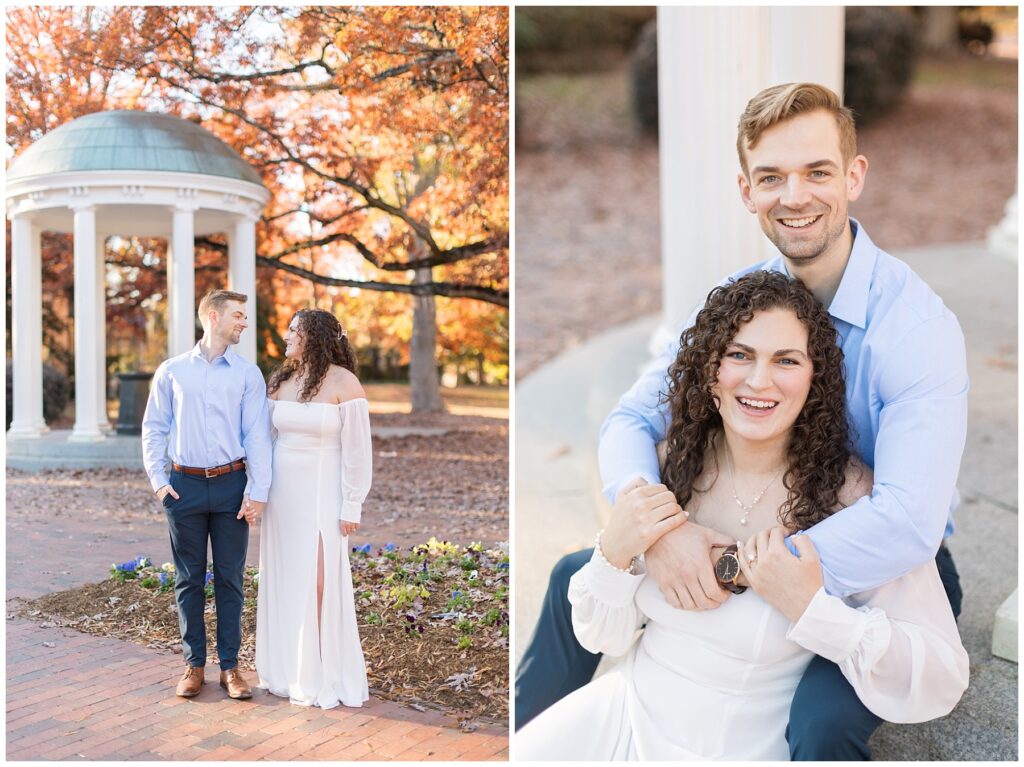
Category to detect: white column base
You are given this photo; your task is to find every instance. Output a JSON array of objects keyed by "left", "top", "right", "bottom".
[
  {"left": 8, "top": 424, "right": 46, "bottom": 439},
  {"left": 987, "top": 192, "right": 1018, "bottom": 264},
  {"left": 992, "top": 588, "right": 1018, "bottom": 663},
  {"left": 68, "top": 427, "right": 107, "bottom": 442}
]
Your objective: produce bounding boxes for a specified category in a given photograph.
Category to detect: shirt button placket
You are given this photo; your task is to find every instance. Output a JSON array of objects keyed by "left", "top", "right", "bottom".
[{"left": 203, "top": 367, "right": 210, "bottom": 469}]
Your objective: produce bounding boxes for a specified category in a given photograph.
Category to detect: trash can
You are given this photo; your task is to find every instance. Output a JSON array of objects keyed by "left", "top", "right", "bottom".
[{"left": 116, "top": 372, "right": 153, "bottom": 435}]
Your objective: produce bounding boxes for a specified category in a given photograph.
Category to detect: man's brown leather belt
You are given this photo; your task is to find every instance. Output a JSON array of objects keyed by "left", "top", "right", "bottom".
[{"left": 172, "top": 459, "right": 246, "bottom": 479}]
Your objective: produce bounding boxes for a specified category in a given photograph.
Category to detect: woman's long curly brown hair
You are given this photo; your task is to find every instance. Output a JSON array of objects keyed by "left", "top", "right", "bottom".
[
  {"left": 661, "top": 270, "right": 851, "bottom": 531},
  {"left": 267, "top": 309, "right": 359, "bottom": 402}
]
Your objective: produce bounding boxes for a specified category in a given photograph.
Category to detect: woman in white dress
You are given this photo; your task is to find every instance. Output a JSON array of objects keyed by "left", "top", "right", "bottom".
[
  {"left": 255, "top": 308, "right": 372, "bottom": 709},
  {"left": 516, "top": 271, "right": 969, "bottom": 760}
]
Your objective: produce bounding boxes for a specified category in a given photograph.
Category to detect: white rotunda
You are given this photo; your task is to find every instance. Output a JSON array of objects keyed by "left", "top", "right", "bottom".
[{"left": 6, "top": 110, "right": 270, "bottom": 442}]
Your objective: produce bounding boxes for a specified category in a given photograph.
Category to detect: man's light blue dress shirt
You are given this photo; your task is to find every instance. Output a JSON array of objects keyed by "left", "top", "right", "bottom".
[
  {"left": 598, "top": 220, "right": 969, "bottom": 597},
  {"left": 142, "top": 344, "right": 273, "bottom": 503}
]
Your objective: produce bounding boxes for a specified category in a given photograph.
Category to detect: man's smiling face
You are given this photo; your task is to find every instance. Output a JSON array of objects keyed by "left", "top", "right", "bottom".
[
  {"left": 738, "top": 110, "right": 867, "bottom": 269},
  {"left": 213, "top": 301, "right": 247, "bottom": 346}
]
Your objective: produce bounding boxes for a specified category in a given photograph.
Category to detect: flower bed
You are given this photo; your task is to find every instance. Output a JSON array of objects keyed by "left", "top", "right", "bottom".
[{"left": 19, "top": 538, "right": 509, "bottom": 725}]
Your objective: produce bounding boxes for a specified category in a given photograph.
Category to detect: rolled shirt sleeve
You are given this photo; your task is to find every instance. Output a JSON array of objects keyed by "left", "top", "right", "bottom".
[
  {"left": 141, "top": 362, "right": 173, "bottom": 492},
  {"left": 239, "top": 365, "right": 273, "bottom": 503},
  {"left": 338, "top": 398, "right": 373, "bottom": 523}
]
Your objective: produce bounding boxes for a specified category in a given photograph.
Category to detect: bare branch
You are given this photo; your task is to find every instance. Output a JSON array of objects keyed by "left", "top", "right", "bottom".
[
  {"left": 258, "top": 256, "right": 508, "bottom": 306},
  {"left": 190, "top": 237, "right": 507, "bottom": 306},
  {"left": 179, "top": 57, "right": 336, "bottom": 84}
]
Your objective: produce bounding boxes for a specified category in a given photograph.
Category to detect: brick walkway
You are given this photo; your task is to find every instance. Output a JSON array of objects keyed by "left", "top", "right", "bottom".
[{"left": 6, "top": 470, "right": 508, "bottom": 761}]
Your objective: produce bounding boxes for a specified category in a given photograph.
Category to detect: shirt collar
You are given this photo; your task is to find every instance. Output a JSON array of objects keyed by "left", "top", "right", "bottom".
[
  {"left": 189, "top": 342, "right": 238, "bottom": 366},
  {"left": 827, "top": 218, "right": 876, "bottom": 329},
  {"left": 763, "top": 217, "right": 875, "bottom": 330}
]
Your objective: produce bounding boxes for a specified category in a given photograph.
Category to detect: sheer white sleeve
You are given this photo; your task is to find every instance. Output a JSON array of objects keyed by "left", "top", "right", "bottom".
[
  {"left": 338, "top": 398, "right": 373, "bottom": 523},
  {"left": 569, "top": 550, "right": 648, "bottom": 657},
  {"left": 787, "top": 560, "right": 969, "bottom": 723}
]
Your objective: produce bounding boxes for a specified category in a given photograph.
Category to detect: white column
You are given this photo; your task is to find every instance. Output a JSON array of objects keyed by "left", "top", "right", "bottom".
[
  {"left": 8, "top": 214, "right": 45, "bottom": 438},
  {"left": 655, "top": 7, "right": 845, "bottom": 348},
  {"left": 169, "top": 206, "right": 197, "bottom": 356},
  {"left": 227, "top": 214, "right": 258, "bottom": 363},
  {"left": 29, "top": 221, "right": 47, "bottom": 433},
  {"left": 769, "top": 8, "right": 845, "bottom": 97},
  {"left": 96, "top": 232, "right": 112, "bottom": 431},
  {"left": 70, "top": 205, "right": 104, "bottom": 441},
  {"left": 656, "top": 7, "right": 767, "bottom": 350},
  {"left": 166, "top": 238, "right": 176, "bottom": 357}
]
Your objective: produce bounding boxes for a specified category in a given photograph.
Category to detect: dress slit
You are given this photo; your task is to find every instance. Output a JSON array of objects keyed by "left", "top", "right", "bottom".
[{"left": 316, "top": 532, "right": 325, "bottom": 657}]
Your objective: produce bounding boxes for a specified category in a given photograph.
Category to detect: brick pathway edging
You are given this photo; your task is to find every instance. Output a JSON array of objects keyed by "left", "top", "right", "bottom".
[{"left": 7, "top": 620, "right": 507, "bottom": 761}]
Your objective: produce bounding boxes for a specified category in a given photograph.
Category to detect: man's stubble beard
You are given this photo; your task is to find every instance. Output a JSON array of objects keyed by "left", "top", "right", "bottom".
[
  {"left": 765, "top": 214, "right": 848, "bottom": 264},
  {"left": 218, "top": 325, "right": 241, "bottom": 347}
]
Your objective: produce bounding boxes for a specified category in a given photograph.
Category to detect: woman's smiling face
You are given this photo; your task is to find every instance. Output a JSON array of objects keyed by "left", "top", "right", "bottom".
[
  {"left": 712, "top": 307, "right": 814, "bottom": 447},
  {"left": 283, "top": 315, "right": 305, "bottom": 360}
]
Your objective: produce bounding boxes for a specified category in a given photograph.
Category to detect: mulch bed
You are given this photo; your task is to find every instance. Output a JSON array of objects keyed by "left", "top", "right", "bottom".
[
  {"left": 17, "top": 541, "right": 509, "bottom": 728},
  {"left": 368, "top": 422, "right": 509, "bottom": 545}
]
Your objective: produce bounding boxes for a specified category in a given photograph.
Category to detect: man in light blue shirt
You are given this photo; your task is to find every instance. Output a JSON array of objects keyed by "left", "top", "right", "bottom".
[
  {"left": 515, "top": 84, "right": 968, "bottom": 760},
  {"left": 142, "top": 289, "right": 272, "bottom": 700}
]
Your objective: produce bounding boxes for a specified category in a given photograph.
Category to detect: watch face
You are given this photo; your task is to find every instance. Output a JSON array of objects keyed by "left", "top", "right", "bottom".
[{"left": 715, "top": 553, "right": 740, "bottom": 583}]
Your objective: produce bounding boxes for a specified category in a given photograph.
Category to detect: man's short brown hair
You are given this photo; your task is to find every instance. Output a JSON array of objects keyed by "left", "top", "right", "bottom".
[
  {"left": 198, "top": 289, "right": 248, "bottom": 324},
  {"left": 736, "top": 83, "right": 857, "bottom": 177}
]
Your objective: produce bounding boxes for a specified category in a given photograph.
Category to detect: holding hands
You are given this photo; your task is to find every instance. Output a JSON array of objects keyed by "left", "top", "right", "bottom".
[
  {"left": 646, "top": 519, "right": 736, "bottom": 611},
  {"left": 600, "top": 476, "right": 688, "bottom": 572},
  {"left": 736, "top": 526, "right": 823, "bottom": 623},
  {"left": 236, "top": 495, "right": 266, "bottom": 526}
]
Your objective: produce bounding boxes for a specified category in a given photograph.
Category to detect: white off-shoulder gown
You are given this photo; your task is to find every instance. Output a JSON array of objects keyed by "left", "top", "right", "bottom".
[
  {"left": 516, "top": 551, "right": 970, "bottom": 761},
  {"left": 256, "top": 398, "right": 373, "bottom": 709}
]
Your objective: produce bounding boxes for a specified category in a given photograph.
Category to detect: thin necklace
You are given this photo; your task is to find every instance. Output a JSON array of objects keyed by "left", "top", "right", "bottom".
[{"left": 727, "top": 449, "right": 785, "bottom": 527}]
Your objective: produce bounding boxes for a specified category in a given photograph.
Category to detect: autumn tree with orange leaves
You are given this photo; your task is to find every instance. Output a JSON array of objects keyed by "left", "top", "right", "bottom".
[{"left": 6, "top": 6, "right": 508, "bottom": 411}]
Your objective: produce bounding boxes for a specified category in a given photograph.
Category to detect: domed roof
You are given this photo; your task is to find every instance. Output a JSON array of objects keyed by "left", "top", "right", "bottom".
[{"left": 7, "top": 110, "right": 262, "bottom": 186}]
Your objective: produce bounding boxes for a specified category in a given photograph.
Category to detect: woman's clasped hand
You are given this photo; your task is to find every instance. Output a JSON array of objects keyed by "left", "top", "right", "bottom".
[
  {"left": 600, "top": 476, "right": 688, "bottom": 571},
  {"left": 736, "top": 528, "right": 825, "bottom": 623}
]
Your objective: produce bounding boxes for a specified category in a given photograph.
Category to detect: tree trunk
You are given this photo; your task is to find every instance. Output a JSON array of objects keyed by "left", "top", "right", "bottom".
[{"left": 410, "top": 265, "right": 444, "bottom": 412}]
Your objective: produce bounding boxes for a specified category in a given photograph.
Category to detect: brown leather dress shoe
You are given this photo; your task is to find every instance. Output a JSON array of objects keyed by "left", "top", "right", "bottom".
[
  {"left": 175, "top": 665, "right": 204, "bottom": 697},
  {"left": 220, "top": 668, "right": 253, "bottom": 699}
]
